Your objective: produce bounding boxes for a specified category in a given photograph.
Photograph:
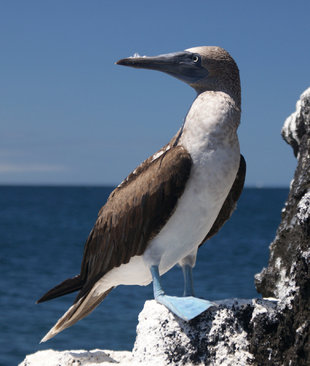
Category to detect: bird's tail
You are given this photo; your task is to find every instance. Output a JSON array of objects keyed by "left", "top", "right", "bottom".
[
  {"left": 40, "top": 280, "right": 114, "bottom": 342},
  {"left": 37, "top": 275, "right": 84, "bottom": 303}
]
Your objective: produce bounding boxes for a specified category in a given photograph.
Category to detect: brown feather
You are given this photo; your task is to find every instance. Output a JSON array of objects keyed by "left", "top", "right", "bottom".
[
  {"left": 40, "top": 286, "right": 114, "bottom": 342},
  {"left": 38, "top": 143, "right": 192, "bottom": 307},
  {"left": 55, "top": 287, "right": 113, "bottom": 332},
  {"left": 76, "top": 144, "right": 192, "bottom": 301},
  {"left": 37, "top": 275, "right": 83, "bottom": 303}
]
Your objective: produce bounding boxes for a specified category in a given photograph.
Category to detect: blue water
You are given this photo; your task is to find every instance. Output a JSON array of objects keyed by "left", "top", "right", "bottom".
[{"left": 0, "top": 186, "right": 288, "bottom": 366}]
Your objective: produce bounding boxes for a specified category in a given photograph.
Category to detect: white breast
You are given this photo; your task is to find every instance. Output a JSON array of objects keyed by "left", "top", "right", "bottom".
[{"left": 144, "top": 92, "right": 241, "bottom": 269}]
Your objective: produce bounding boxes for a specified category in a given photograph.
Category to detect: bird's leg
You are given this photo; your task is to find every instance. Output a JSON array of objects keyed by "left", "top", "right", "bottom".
[
  {"left": 181, "top": 264, "right": 195, "bottom": 297},
  {"left": 150, "top": 265, "right": 165, "bottom": 298},
  {"left": 179, "top": 249, "right": 197, "bottom": 297},
  {"left": 150, "top": 265, "right": 215, "bottom": 321}
]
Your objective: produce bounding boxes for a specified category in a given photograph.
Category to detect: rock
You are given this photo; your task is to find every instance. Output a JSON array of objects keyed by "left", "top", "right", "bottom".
[
  {"left": 18, "top": 349, "right": 132, "bottom": 366},
  {"left": 254, "top": 87, "right": 310, "bottom": 365},
  {"left": 20, "top": 299, "right": 276, "bottom": 366},
  {"left": 132, "top": 299, "right": 275, "bottom": 366},
  {"left": 281, "top": 88, "right": 310, "bottom": 158},
  {"left": 20, "top": 89, "right": 310, "bottom": 365}
]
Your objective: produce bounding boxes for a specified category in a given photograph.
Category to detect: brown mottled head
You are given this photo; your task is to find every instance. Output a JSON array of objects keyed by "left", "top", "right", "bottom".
[{"left": 116, "top": 46, "right": 241, "bottom": 107}]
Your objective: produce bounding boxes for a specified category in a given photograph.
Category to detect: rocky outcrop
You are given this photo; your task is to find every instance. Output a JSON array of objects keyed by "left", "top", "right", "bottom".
[
  {"left": 131, "top": 299, "right": 274, "bottom": 366},
  {"left": 20, "top": 299, "right": 277, "bottom": 366},
  {"left": 253, "top": 87, "right": 310, "bottom": 365},
  {"left": 20, "top": 89, "right": 310, "bottom": 366}
]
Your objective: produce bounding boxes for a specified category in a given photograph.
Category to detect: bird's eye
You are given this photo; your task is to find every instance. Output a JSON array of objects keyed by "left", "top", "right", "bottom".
[{"left": 192, "top": 55, "right": 199, "bottom": 63}]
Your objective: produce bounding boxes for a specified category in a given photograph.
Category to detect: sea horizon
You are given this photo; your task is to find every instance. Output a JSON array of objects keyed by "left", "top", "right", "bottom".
[{"left": 0, "top": 183, "right": 290, "bottom": 189}]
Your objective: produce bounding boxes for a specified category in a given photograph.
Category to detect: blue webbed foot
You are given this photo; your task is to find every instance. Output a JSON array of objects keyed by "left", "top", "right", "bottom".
[
  {"left": 156, "top": 294, "right": 215, "bottom": 321},
  {"left": 150, "top": 265, "right": 216, "bottom": 321}
]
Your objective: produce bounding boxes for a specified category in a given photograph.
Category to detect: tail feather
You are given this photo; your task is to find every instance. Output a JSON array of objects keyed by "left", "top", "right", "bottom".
[
  {"left": 40, "top": 283, "right": 113, "bottom": 342},
  {"left": 37, "top": 275, "right": 83, "bottom": 303}
]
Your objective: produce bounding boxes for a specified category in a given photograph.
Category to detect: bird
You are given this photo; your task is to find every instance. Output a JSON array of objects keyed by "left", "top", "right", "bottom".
[{"left": 37, "top": 46, "right": 246, "bottom": 342}]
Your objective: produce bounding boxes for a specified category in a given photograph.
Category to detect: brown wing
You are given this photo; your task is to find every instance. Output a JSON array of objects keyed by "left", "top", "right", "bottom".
[
  {"left": 76, "top": 145, "right": 192, "bottom": 300},
  {"left": 37, "top": 145, "right": 192, "bottom": 340},
  {"left": 200, "top": 154, "right": 246, "bottom": 245}
]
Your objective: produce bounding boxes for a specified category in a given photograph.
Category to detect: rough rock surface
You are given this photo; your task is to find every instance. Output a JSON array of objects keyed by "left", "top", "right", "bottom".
[
  {"left": 132, "top": 299, "right": 272, "bottom": 366},
  {"left": 20, "top": 89, "right": 310, "bottom": 365},
  {"left": 19, "top": 349, "right": 132, "bottom": 366},
  {"left": 20, "top": 300, "right": 277, "bottom": 366},
  {"left": 253, "top": 87, "right": 310, "bottom": 365}
]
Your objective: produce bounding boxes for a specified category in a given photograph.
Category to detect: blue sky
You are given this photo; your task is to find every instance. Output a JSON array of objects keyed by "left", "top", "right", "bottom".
[{"left": 1, "top": 1, "right": 309, "bottom": 187}]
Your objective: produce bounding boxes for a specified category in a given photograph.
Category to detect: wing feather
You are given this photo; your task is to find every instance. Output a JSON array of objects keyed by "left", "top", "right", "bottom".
[{"left": 76, "top": 145, "right": 192, "bottom": 301}]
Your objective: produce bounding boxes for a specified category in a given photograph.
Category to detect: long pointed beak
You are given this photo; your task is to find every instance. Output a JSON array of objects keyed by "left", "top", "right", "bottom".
[
  {"left": 116, "top": 52, "right": 185, "bottom": 70},
  {"left": 116, "top": 51, "right": 208, "bottom": 84}
]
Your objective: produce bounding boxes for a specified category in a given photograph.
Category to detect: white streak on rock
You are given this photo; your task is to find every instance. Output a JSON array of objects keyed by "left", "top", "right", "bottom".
[
  {"left": 282, "top": 87, "right": 310, "bottom": 150},
  {"left": 273, "top": 257, "right": 298, "bottom": 309},
  {"left": 297, "top": 190, "right": 310, "bottom": 225},
  {"left": 282, "top": 100, "right": 301, "bottom": 145}
]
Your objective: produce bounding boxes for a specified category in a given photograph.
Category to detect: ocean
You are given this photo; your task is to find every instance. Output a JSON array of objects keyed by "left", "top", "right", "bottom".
[{"left": 0, "top": 186, "right": 288, "bottom": 366}]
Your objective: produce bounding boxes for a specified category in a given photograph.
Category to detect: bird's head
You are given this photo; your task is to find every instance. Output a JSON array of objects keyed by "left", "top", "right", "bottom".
[{"left": 116, "top": 46, "right": 240, "bottom": 107}]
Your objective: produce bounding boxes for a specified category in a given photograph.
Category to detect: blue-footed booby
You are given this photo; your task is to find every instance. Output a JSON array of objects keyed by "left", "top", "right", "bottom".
[{"left": 38, "top": 46, "right": 246, "bottom": 342}]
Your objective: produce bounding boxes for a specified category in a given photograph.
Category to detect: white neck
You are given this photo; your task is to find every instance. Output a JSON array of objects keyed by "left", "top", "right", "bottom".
[{"left": 180, "top": 91, "right": 240, "bottom": 162}]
